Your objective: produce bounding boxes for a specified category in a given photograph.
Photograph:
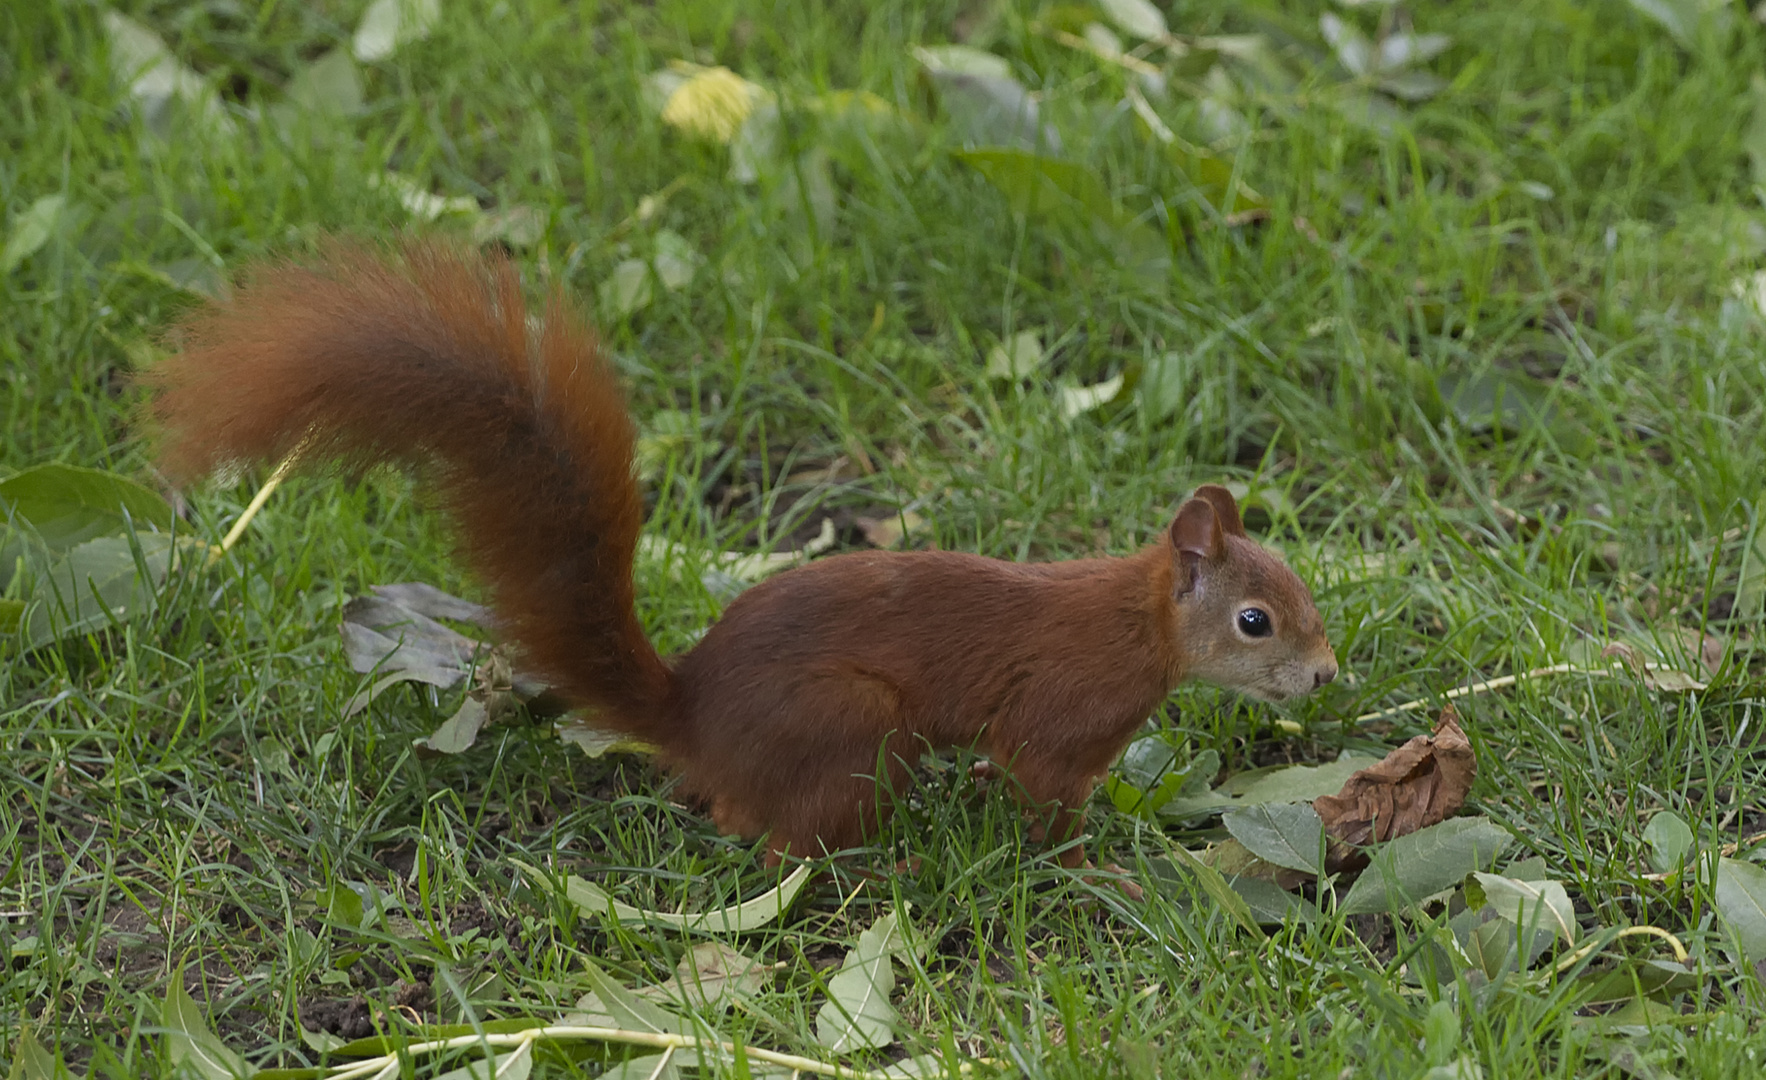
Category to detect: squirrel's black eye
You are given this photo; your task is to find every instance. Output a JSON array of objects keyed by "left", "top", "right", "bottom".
[{"left": 1237, "top": 608, "right": 1273, "bottom": 638}]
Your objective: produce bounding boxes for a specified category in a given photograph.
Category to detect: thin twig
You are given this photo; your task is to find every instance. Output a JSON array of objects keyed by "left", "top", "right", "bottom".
[
  {"left": 315, "top": 1025, "right": 969, "bottom": 1080},
  {"left": 1350, "top": 663, "right": 1596, "bottom": 725},
  {"left": 1551, "top": 925, "right": 1689, "bottom": 975},
  {"left": 212, "top": 450, "right": 303, "bottom": 560}
]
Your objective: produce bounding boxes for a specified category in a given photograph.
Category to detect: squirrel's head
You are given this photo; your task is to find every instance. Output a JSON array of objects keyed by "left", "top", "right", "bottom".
[{"left": 1165, "top": 485, "right": 1338, "bottom": 703}]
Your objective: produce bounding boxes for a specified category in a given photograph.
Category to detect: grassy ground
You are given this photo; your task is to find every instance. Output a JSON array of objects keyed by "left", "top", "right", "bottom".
[{"left": 7, "top": 0, "right": 1766, "bottom": 1075}]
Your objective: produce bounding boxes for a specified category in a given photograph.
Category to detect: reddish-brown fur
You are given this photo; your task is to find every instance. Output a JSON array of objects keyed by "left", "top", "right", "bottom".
[{"left": 145, "top": 239, "right": 1337, "bottom": 869}]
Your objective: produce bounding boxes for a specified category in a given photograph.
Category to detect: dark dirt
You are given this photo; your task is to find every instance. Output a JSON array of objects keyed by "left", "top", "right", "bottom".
[{"left": 298, "top": 994, "right": 376, "bottom": 1038}]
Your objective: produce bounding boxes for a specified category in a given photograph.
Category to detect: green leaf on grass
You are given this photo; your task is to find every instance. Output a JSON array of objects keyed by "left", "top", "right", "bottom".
[
  {"left": 564, "top": 864, "right": 812, "bottom": 933},
  {"left": 648, "top": 941, "right": 771, "bottom": 1012},
  {"left": 1469, "top": 872, "right": 1578, "bottom": 944},
  {"left": 1106, "top": 740, "right": 1216, "bottom": 818},
  {"left": 1643, "top": 811, "right": 1695, "bottom": 875},
  {"left": 986, "top": 330, "right": 1045, "bottom": 379},
  {"left": 1099, "top": 0, "right": 1167, "bottom": 40},
  {"left": 162, "top": 968, "right": 247, "bottom": 1080},
  {"left": 600, "top": 259, "right": 653, "bottom": 318},
  {"left": 1736, "top": 507, "right": 1766, "bottom": 620},
  {"left": 1714, "top": 856, "right": 1766, "bottom": 963},
  {"left": 956, "top": 147, "right": 1107, "bottom": 219},
  {"left": 1057, "top": 374, "right": 1126, "bottom": 420},
  {"left": 0, "top": 463, "right": 174, "bottom": 552},
  {"left": 1228, "top": 873, "right": 1320, "bottom": 925},
  {"left": 7, "top": 1028, "right": 65, "bottom": 1080},
  {"left": 1158, "top": 754, "right": 1380, "bottom": 818},
  {"left": 19, "top": 533, "right": 179, "bottom": 650},
  {"left": 413, "top": 696, "right": 491, "bottom": 754},
  {"left": 353, "top": 0, "right": 440, "bottom": 62},
  {"left": 313, "top": 881, "right": 368, "bottom": 928},
  {"left": 1436, "top": 369, "right": 1591, "bottom": 454},
  {"left": 287, "top": 49, "right": 363, "bottom": 116},
  {"left": 102, "top": 11, "right": 235, "bottom": 136},
  {"left": 915, "top": 46, "right": 1051, "bottom": 151},
  {"left": 877, "top": 1054, "right": 963, "bottom": 1079},
  {"left": 580, "top": 959, "right": 689, "bottom": 1036},
  {"left": 1165, "top": 843, "right": 1267, "bottom": 939},
  {"left": 1622, "top": 0, "right": 1725, "bottom": 48},
  {"left": 1574, "top": 958, "right": 1700, "bottom": 1006},
  {"left": 815, "top": 908, "right": 912, "bottom": 1052},
  {"left": 1339, "top": 817, "right": 1512, "bottom": 915},
  {"left": 1223, "top": 803, "right": 1325, "bottom": 875},
  {"left": 2, "top": 195, "right": 67, "bottom": 274}
]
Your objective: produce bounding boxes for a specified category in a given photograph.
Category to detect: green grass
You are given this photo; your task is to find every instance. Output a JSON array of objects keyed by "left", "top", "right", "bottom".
[{"left": 8, "top": 0, "right": 1766, "bottom": 1075}]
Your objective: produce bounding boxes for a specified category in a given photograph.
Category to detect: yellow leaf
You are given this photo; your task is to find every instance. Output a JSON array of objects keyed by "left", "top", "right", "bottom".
[{"left": 660, "top": 66, "right": 766, "bottom": 144}]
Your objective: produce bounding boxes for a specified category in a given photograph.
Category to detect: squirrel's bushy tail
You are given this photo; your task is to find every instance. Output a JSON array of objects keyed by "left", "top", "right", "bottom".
[{"left": 147, "top": 239, "right": 674, "bottom": 736}]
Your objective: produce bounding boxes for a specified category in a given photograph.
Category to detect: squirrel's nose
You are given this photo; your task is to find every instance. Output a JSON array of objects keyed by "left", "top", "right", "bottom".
[{"left": 1313, "top": 661, "right": 1338, "bottom": 689}]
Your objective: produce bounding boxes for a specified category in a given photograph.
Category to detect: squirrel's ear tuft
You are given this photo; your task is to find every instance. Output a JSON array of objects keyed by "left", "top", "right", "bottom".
[
  {"left": 1190, "top": 484, "right": 1246, "bottom": 538},
  {"left": 1169, "top": 497, "right": 1223, "bottom": 562}
]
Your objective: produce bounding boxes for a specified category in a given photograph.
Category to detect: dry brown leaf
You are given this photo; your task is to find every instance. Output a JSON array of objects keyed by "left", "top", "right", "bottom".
[{"left": 1314, "top": 706, "right": 1476, "bottom": 871}]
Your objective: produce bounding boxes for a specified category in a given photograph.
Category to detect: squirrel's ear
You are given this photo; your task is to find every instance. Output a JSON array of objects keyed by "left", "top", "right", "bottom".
[
  {"left": 1168, "top": 498, "right": 1222, "bottom": 597},
  {"left": 1191, "top": 484, "right": 1246, "bottom": 538},
  {"left": 1169, "top": 496, "right": 1223, "bottom": 557}
]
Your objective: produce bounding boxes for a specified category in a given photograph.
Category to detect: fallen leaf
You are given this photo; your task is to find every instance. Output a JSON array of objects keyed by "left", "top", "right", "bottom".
[
  {"left": 1313, "top": 706, "right": 1477, "bottom": 867},
  {"left": 1602, "top": 642, "right": 1707, "bottom": 693},
  {"left": 1337, "top": 816, "right": 1512, "bottom": 915},
  {"left": 161, "top": 967, "right": 248, "bottom": 1080},
  {"left": 287, "top": 49, "right": 363, "bottom": 117},
  {"left": 556, "top": 723, "right": 658, "bottom": 759},
  {"left": 653, "top": 63, "right": 769, "bottom": 144},
  {"left": 413, "top": 649, "right": 519, "bottom": 755},
  {"left": 1643, "top": 810, "right": 1695, "bottom": 875},
  {"left": 471, "top": 204, "right": 547, "bottom": 249},
  {"left": 564, "top": 864, "right": 813, "bottom": 933},
  {"left": 915, "top": 46, "right": 1056, "bottom": 152},
  {"left": 815, "top": 908, "right": 913, "bottom": 1052},
  {"left": 1228, "top": 873, "right": 1320, "bottom": 925},
  {"left": 1162, "top": 843, "right": 1267, "bottom": 939},
  {"left": 7, "top": 1028, "right": 64, "bottom": 1080},
  {"left": 1156, "top": 752, "right": 1381, "bottom": 818},
  {"left": 2, "top": 194, "right": 67, "bottom": 274},
  {"left": 1058, "top": 374, "right": 1126, "bottom": 420},
  {"left": 353, "top": 0, "right": 440, "bottom": 63},
  {"left": 986, "top": 329, "right": 1044, "bottom": 379},
  {"left": 1714, "top": 856, "right": 1766, "bottom": 964},
  {"left": 1204, "top": 837, "right": 1312, "bottom": 891},
  {"left": 643, "top": 941, "right": 774, "bottom": 1012},
  {"left": 854, "top": 510, "right": 925, "bottom": 549},
  {"left": 372, "top": 171, "right": 479, "bottom": 221},
  {"left": 1468, "top": 872, "right": 1578, "bottom": 944},
  {"left": 371, "top": 582, "right": 495, "bottom": 625},
  {"left": 103, "top": 11, "right": 235, "bottom": 136},
  {"left": 1222, "top": 802, "right": 1324, "bottom": 875},
  {"left": 1098, "top": 0, "right": 1168, "bottom": 41}
]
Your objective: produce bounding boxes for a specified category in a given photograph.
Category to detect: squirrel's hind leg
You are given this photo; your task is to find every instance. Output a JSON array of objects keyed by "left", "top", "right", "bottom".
[{"left": 702, "top": 670, "right": 915, "bottom": 864}]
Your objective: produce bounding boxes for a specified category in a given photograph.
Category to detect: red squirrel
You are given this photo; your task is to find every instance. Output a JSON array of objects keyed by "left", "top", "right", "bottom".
[{"left": 145, "top": 238, "right": 1338, "bottom": 870}]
